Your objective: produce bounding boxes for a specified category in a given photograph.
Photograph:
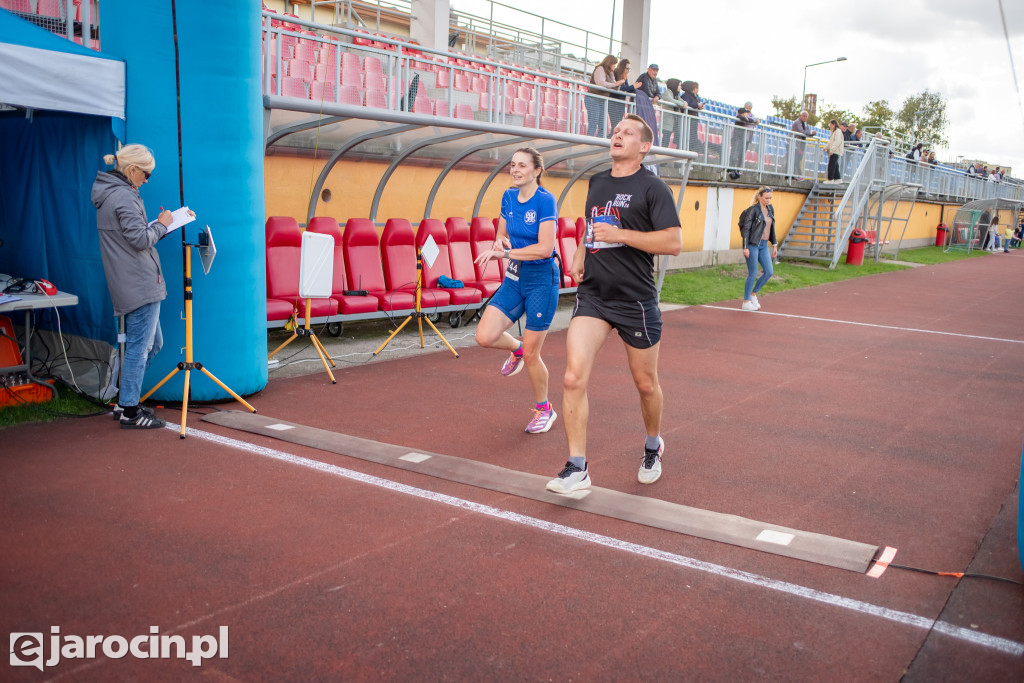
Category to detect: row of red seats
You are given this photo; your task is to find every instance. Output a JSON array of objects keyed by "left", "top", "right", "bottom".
[{"left": 266, "top": 215, "right": 585, "bottom": 326}]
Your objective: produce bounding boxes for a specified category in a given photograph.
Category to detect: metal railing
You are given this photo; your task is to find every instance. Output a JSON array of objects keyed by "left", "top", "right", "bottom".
[
  {"left": 261, "top": 13, "right": 1023, "bottom": 205},
  {"left": 828, "top": 139, "right": 883, "bottom": 268},
  {"left": 6, "top": 0, "right": 99, "bottom": 49}
]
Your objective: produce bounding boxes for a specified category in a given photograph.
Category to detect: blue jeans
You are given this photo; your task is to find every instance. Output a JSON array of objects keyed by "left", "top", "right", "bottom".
[
  {"left": 120, "top": 301, "right": 163, "bottom": 407},
  {"left": 584, "top": 94, "right": 606, "bottom": 137},
  {"left": 744, "top": 240, "right": 773, "bottom": 300}
]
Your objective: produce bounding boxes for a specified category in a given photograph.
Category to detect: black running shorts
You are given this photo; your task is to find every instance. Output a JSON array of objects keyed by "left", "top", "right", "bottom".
[{"left": 571, "top": 292, "right": 662, "bottom": 349}]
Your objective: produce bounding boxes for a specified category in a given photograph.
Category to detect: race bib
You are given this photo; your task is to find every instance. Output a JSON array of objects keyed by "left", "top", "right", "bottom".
[
  {"left": 504, "top": 259, "right": 521, "bottom": 281},
  {"left": 586, "top": 214, "right": 625, "bottom": 250}
]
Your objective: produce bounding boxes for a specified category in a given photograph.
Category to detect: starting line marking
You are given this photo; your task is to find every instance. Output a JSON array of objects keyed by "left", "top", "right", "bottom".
[
  {"left": 169, "top": 421, "right": 1023, "bottom": 657},
  {"left": 700, "top": 305, "right": 1024, "bottom": 345}
]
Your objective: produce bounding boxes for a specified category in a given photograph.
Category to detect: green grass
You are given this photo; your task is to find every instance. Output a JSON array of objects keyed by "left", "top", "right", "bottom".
[
  {"left": 881, "top": 245, "right": 993, "bottom": 265},
  {"left": 660, "top": 259, "right": 910, "bottom": 306},
  {"left": 0, "top": 383, "right": 108, "bottom": 428}
]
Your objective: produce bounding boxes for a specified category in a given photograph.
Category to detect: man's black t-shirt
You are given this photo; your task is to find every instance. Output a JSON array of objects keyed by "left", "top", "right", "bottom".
[{"left": 580, "top": 167, "right": 680, "bottom": 302}]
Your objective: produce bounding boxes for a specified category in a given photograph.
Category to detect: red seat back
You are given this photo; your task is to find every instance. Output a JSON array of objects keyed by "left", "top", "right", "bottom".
[
  {"left": 416, "top": 218, "right": 453, "bottom": 287},
  {"left": 265, "top": 216, "right": 302, "bottom": 300},
  {"left": 470, "top": 217, "right": 503, "bottom": 283},
  {"left": 445, "top": 217, "right": 477, "bottom": 284},
  {"left": 306, "top": 217, "right": 345, "bottom": 294},
  {"left": 557, "top": 217, "right": 579, "bottom": 285},
  {"left": 575, "top": 217, "right": 586, "bottom": 243},
  {"left": 341, "top": 218, "right": 387, "bottom": 293},
  {"left": 380, "top": 218, "right": 418, "bottom": 291}
]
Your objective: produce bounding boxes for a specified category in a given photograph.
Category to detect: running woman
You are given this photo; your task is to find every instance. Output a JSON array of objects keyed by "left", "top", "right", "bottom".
[{"left": 474, "top": 148, "right": 561, "bottom": 434}]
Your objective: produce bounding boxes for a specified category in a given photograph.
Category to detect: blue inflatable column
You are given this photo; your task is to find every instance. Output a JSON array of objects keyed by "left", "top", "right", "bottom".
[{"left": 100, "top": 1, "right": 267, "bottom": 400}]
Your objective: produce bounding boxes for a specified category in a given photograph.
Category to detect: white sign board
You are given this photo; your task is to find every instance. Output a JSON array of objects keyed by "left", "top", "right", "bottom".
[{"left": 299, "top": 231, "right": 334, "bottom": 299}]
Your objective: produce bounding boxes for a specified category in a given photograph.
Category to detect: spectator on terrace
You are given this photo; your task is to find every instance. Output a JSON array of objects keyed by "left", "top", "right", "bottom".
[
  {"left": 633, "top": 63, "right": 661, "bottom": 142},
  {"left": 847, "top": 122, "right": 861, "bottom": 144},
  {"left": 841, "top": 121, "right": 852, "bottom": 141},
  {"left": 586, "top": 55, "right": 625, "bottom": 138},
  {"left": 825, "top": 118, "right": 844, "bottom": 183},
  {"left": 927, "top": 151, "right": 938, "bottom": 164},
  {"left": 791, "top": 110, "right": 815, "bottom": 175},
  {"left": 906, "top": 142, "right": 923, "bottom": 162},
  {"left": 966, "top": 162, "right": 977, "bottom": 175},
  {"left": 659, "top": 78, "right": 686, "bottom": 148},
  {"left": 680, "top": 81, "right": 704, "bottom": 150},
  {"left": 730, "top": 101, "right": 758, "bottom": 170},
  {"left": 607, "top": 59, "right": 632, "bottom": 132},
  {"left": 990, "top": 166, "right": 1003, "bottom": 182}
]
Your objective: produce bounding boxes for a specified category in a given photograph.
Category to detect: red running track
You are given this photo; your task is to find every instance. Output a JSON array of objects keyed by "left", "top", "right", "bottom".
[{"left": 2, "top": 254, "right": 1023, "bottom": 680}]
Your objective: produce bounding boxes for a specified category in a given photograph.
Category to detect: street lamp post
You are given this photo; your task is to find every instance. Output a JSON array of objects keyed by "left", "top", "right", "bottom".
[{"left": 801, "top": 57, "right": 848, "bottom": 114}]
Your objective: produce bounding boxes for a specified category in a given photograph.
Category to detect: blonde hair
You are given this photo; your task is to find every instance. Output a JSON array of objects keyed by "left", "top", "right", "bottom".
[
  {"left": 103, "top": 144, "right": 156, "bottom": 176},
  {"left": 750, "top": 186, "right": 773, "bottom": 206}
]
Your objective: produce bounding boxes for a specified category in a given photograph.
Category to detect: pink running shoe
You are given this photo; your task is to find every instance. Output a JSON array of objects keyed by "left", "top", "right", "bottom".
[
  {"left": 501, "top": 351, "right": 524, "bottom": 376},
  {"left": 526, "top": 406, "right": 557, "bottom": 433}
]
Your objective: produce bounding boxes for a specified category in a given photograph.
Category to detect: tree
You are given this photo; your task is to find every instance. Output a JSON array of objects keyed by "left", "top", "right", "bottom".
[
  {"left": 815, "top": 102, "right": 859, "bottom": 129},
  {"left": 860, "top": 99, "right": 894, "bottom": 133},
  {"left": 893, "top": 89, "right": 948, "bottom": 148},
  {"left": 771, "top": 95, "right": 801, "bottom": 121}
]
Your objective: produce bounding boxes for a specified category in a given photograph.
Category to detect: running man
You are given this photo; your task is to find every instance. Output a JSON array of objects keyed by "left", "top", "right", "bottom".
[
  {"left": 547, "top": 114, "right": 682, "bottom": 493},
  {"left": 474, "top": 147, "right": 561, "bottom": 434}
]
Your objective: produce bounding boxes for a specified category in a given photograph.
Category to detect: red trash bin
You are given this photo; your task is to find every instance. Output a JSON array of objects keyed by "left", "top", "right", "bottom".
[
  {"left": 935, "top": 223, "right": 948, "bottom": 247},
  {"left": 846, "top": 229, "right": 868, "bottom": 265}
]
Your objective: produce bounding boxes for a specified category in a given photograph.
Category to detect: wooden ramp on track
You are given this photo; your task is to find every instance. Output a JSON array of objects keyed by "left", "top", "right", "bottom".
[{"left": 203, "top": 410, "right": 886, "bottom": 573}]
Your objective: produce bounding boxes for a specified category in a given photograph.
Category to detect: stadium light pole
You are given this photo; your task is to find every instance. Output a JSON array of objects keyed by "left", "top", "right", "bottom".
[{"left": 802, "top": 57, "right": 847, "bottom": 113}]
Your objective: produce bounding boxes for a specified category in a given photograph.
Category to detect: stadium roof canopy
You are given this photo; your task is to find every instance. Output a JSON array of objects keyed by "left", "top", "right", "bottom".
[{"left": 264, "top": 96, "right": 697, "bottom": 225}]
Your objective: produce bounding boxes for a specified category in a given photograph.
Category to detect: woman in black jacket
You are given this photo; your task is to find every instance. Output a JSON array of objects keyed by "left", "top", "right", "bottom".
[{"left": 739, "top": 186, "right": 777, "bottom": 311}]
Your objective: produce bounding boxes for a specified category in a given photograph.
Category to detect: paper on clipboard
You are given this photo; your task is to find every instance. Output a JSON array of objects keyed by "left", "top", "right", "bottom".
[{"left": 163, "top": 207, "right": 196, "bottom": 233}]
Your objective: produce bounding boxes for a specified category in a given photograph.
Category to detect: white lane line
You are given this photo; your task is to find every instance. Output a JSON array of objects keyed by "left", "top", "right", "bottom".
[
  {"left": 700, "top": 305, "right": 1024, "bottom": 344},
  {"left": 172, "top": 422, "right": 1024, "bottom": 657}
]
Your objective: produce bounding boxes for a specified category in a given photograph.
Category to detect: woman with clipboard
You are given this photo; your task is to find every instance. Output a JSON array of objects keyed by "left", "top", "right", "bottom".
[{"left": 92, "top": 144, "right": 192, "bottom": 429}]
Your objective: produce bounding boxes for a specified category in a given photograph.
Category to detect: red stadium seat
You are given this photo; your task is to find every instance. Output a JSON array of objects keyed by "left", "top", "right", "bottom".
[
  {"left": 265, "top": 217, "right": 338, "bottom": 322},
  {"left": 454, "top": 103, "right": 474, "bottom": 120},
  {"left": 365, "top": 88, "right": 387, "bottom": 109},
  {"left": 281, "top": 76, "right": 308, "bottom": 99},
  {"left": 338, "top": 85, "right": 362, "bottom": 106},
  {"left": 4, "top": 0, "right": 32, "bottom": 12},
  {"left": 341, "top": 218, "right": 414, "bottom": 311},
  {"left": 416, "top": 219, "right": 481, "bottom": 306},
  {"left": 556, "top": 218, "right": 579, "bottom": 286},
  {"left": 305, "top": 218, "right": 378, "bottom": 315},
  {"left": 340, "top": 51, "right": 361, "bottom": 71},
  {"left": 469, "top": 217, "right": 505, "bottom": 290},
  {"left": 380, "top": 219, "right": 450, "bottom": 308},
  {"left": 412, "top": 95, "right": 434, "bottom": 115},
  {"left": 446, "top": 217, "right": 497, "bottom": 297},
  {"left": 575, "top": 217, "right": 586, "bottom": 243},
  {"left": 310, "top": 81, "right": 335, "bottom": 102},
  {"left": 36, "top": 0, "right": 64, "bottom": 17}
]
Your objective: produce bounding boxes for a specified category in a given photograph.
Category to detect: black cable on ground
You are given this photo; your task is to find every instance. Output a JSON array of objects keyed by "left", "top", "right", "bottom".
[{"left": 889, "top": 563, "right": 1024, "bottom": 585}]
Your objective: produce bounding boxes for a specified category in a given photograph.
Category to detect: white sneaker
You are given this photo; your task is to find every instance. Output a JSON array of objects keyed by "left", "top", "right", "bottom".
[
  {"left": 638, "top": 437, "right": 664, "bottom": 484},
  {"left": 741, "top": 300, "right": 757, "bottom": 311},
  {"left": 750, "top": 295, "right": 761, "bottom": 310},
  {"left": 546, "top": 461, "right": 591, "bottom": 494}
]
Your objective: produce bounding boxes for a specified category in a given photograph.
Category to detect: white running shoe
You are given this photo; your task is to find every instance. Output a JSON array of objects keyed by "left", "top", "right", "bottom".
[
  {"left": 750, "top": 295, "right": 761, "bottom": 310},
  {"left": 546, "top": 461, "right": 591, "bottom": 494},
  {"left": 741, "top": 300, "right": 757, "bottom": 311},
  {"left": 638, "top": 437, "right": 664, "bottom": 484}
]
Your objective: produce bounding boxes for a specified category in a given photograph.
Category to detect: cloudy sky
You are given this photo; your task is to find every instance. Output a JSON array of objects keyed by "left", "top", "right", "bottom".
[{"left": 455, "top": 0, "right": 1024, "bottom": 174}]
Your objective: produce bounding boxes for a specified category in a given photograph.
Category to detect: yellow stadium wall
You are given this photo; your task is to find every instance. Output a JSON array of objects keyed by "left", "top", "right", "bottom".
[{"left": 266, "top": 155, "right": 958, "bottom": 257}]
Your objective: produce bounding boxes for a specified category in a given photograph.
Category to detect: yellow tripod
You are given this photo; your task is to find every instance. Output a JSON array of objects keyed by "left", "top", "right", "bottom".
[
  {"left": 373, "top": 249, "right": 459, "bottom": 358},
  {"left": 267, "top": 298, "right": 337, "bottom": 383},
  {"left": 143, "top": 246, "right": 257, "bottom": 438}
]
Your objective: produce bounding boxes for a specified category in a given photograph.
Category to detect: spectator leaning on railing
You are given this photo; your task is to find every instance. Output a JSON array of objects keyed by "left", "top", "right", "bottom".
[
  {"left": 607, "top": 59, "right": 633, "bottom": 134},
  {"left": 825, "top": 118, "right": 844, "bottom": 183},
  {"left": 659, "top": 78, "right": 686, "bottom": 148},
  {"left": 680, "top": 81, "right": 703, "bottom": 151},
  {"left": 586, "top": 55, "right": 625, "bottom": 138}
]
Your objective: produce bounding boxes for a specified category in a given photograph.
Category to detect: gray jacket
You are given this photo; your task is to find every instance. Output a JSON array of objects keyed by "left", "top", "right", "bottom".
[{"left": 92, "top": 170, "right": 168, "bottom": 316}]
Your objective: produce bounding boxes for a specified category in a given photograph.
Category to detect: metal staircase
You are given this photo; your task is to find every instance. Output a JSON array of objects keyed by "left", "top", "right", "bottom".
[
  {"left": 778, "top": 139, "right": 909, "bottom": 268},
  {"left": 777, "top": 183, "right": 846, "bottom": 263}
]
